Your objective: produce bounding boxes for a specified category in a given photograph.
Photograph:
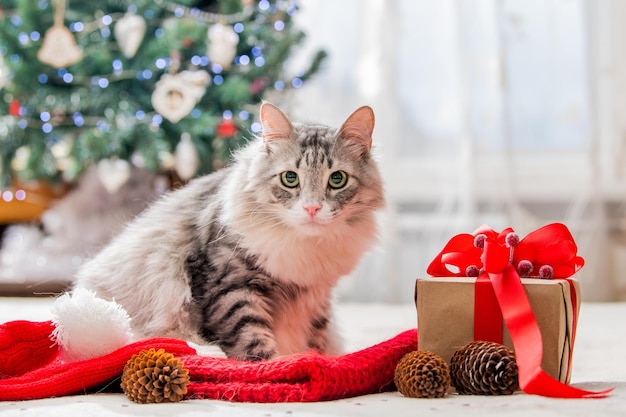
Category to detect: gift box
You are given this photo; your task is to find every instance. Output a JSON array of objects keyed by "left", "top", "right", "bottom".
[
  {"left": 418, "top": 223, "right": 612, "bottom": 398},
  {"left": 415, "top": 276, "right": 580, "bottom": 383}
]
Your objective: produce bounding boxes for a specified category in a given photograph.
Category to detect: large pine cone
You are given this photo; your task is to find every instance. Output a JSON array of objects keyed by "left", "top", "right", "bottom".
[
  {"left": 121, "top": 348, "right": 190, "bottom": 403},
  {"left": 394, "top": 350, "right": 451, "bottom": 398},
  {"left": 450, "top": 341, "right": 519, "bottom": 395}
]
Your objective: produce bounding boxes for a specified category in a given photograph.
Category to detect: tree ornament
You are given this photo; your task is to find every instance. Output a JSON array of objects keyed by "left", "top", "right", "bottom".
[
  {"left": 0, "top": 52, "right": 9, "bottom": 89},
  {"left": 175, "top": 132, "right": 200, "bottom": 181},
  {"left": 178, "top": 69, "right": 212, "bottom": 92},
  {"left": 114, "top": 11, "right": 147, "bottom": 58},
  {"left": 394, "top": 350, "right": 451, "bottom": 398},
  {"left": 51, "top": 138, "right": 72, "bottom": 172},
  {"left": 450, "top": 341, "right": 519, "bottom": 395},
  {"left": 159, "top": 151, "right": 176, "bottom": 170},
  {"left": 96, "top": 158, "right": 131, "bottom": 194},
  {"left": 121, "top": 348, "right": 190, "bottom": 404},
  {"left": 207, "top": 22, "right": 239, "bottom": 70},
  {"left": 216, "top": 118, "right": 238, "bottom": 138},
  {"left": 8, "top": 99, "right": 20, "bottom": 117},
  {"left": 151, "top": 70, "right": 211, "bottom": 123},
  {"left": 60, "top": 156, "right": 79, "bottom": 182},
  {"left": 37, "top": 0, "right": 83, "bottom": 68},
  {"left": 182, "top": 37, "right": 194, "bottom": 49},
  {"left": 11, "top": 146, "right": 30, "bottom": 172},
  {"left": 250, "top": 77, "right": 269, "bottom": 95}
]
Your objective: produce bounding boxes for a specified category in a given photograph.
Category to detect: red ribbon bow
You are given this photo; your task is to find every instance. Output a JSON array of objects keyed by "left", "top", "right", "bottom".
[{"left": 427, "top": 223, "right": 612, "bottom": 398}]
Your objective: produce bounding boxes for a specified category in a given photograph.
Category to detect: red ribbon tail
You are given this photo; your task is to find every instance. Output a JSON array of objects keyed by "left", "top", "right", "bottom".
[
  {"left": 488, "top": 265, "right": 612, "bottom": 398},
  {"left": 523, "top": 371, "right": 614, "bottom": 398}
]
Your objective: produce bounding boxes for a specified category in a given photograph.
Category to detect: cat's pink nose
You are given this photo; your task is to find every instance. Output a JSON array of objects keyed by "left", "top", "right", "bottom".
[{"left": 303, "top": 203, "right": 322, "bottom": 218}]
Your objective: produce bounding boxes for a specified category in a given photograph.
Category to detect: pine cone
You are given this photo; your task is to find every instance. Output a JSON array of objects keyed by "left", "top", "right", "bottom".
[
  {"left": 394, "top": 350, "right": 451, "bottom": 398},
  {"left": 121, "top": 348, "right": 190, "bottom": 403},
  {"left": 450, "top": 341, "right": 519, "bottom": 395}
]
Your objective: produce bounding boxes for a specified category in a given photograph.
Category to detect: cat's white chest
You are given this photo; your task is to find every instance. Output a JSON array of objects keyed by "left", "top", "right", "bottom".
[{"left": 250, "top": 224, "right": 373, "bottom": 288}]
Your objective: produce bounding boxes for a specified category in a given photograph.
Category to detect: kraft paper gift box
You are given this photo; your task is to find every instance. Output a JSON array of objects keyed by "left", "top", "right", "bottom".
[{"left": 415, "top": 276, "right": 580, "bottom": 383}]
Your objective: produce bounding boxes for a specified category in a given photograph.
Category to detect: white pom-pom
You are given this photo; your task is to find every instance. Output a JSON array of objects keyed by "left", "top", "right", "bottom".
[{"left": 51, "top": 288, "right": 134, "bottom": 362}]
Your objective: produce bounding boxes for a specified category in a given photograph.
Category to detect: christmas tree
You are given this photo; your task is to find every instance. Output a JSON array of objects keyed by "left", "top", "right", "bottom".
[{"left": 0, "top": 0, "right": 326, "bottom": 190}]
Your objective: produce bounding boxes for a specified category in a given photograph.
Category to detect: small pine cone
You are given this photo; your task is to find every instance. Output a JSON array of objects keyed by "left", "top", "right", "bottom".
[
  {"left": 121, "top": 348, "right": 190, "bottom": 404},
  {"left": 450, "top": 341, "right": 519, "bottom": 395},
  {"left": 394, "top": 350, "right": 451, "bottom": 398}
]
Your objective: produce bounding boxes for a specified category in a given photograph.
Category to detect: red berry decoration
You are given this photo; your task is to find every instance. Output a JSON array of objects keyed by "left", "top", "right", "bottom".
[
  {"left": 216, "top": 119, "right": 238, "bottom": 138},
  {"left": 9, "top": 99, "right": 20, "bottom": 116}
]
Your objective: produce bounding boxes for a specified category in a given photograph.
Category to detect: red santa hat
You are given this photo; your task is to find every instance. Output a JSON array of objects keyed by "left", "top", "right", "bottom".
[{"left": 0, "top": 289, "right": 417, "bottom": 402}]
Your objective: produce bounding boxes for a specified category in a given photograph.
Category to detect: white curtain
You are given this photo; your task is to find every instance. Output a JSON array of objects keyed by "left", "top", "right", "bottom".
[{"left": 286, "top": 0, "right": 626, "bottom": 303}]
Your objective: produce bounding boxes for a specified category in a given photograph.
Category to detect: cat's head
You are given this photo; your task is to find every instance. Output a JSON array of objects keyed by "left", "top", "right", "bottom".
[{"left": 233, "top": 103, "right": 385, "bottom": 237}]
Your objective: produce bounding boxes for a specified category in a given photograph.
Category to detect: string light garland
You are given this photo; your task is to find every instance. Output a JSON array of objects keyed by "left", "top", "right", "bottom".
[{"left": 154, "top": 0, "right": 256, "bottom": 24}]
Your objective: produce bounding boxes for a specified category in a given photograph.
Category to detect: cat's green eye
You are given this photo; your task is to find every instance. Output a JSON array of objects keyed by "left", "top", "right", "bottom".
[
  {"left": 328, "top": 170, "right": 348, "bottom": 189},
  {"left": 280, "top": 171, "right": 299, "bottom": 188}
]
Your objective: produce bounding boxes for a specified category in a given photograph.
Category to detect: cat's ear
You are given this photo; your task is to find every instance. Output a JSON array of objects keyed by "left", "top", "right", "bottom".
[
  {"left": 260, "top": 102, "right": 294, "bottom": 145},
  {"left": 337, "top": 106, "right": 375, "bottom": 155}
]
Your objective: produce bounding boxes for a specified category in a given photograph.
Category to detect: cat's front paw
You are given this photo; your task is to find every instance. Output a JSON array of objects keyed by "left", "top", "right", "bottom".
[
  {"left": 231, "top": 338, "right": 276, "bottom": 361},
  {"left": 242, "top": 348, "right": 274, "bottom": 362}
]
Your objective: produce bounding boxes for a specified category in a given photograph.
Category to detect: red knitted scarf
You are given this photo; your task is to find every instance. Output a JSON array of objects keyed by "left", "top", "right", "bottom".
[{"left": 0, "top": 319, "right": 417, "bottom": 402}]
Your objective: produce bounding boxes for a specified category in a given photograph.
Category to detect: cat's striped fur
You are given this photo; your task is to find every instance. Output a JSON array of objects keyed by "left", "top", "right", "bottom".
[{"left": 74, "top": 103, "right": 385, "bottom": 360}]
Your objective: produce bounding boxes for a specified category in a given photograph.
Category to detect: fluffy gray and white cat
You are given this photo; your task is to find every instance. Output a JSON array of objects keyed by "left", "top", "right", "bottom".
[{"left": 74, "top": 102, "right": 385, "bottom": 360}]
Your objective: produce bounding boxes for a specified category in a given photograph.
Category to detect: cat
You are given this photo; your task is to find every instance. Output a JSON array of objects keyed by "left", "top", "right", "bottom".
[{"left": 74, "top": 102, "right": 385, "bottom": 361}]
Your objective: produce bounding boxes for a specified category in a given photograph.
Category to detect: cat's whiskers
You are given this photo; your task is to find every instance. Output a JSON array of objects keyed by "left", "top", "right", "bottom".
[
  {"left": 224, "top": 234, "right": 246, "bottom": 265},
  {"left": 197, "top": 214, "right": 236, "bottom": 246}
]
